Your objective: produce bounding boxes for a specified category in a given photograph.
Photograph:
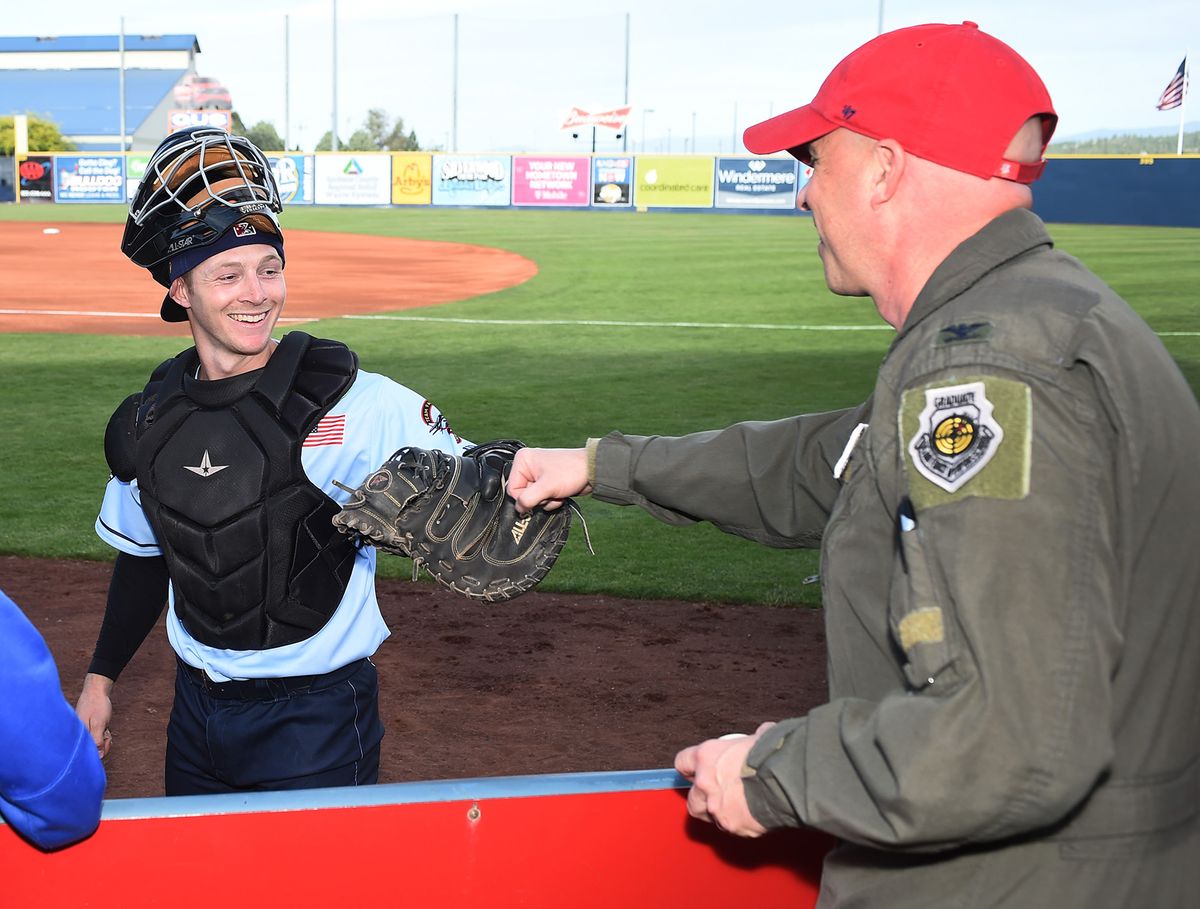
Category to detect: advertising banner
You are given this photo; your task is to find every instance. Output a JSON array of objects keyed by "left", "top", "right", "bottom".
[
  {"left": 512, "top": 156, "right": 590, "bottom": 206},
  {"left": 17, "top": 155, "right": 54, "bottom": 203},
  {"left": 314, "top": 154, "right": 392, "bottom": 205},
  {"left": 714, "top": 157, "right": 800, "bottom": 209},
  {"left": 125, "top": 153, "right": 150, "bottom": 200},
  {"left": 592, "top": 156, "right": 633, "bottom": 206},
  {"left": 167, "top": 109, "right": 233, "bottom": 133},
  {"left": 55, "top": 155, "right": 125, "bottom": 203},
  {"left": 269, "top": 154, "right": 314, "bottom": 205},
  {"left": 391, "top": 153, "right": 433, "bottom": 205},
  {"left": 431, "top": 155, "right": 512, "bottom": 207},
  {"left": 633, "top": 156, "right": 714, "bottom": 208}
]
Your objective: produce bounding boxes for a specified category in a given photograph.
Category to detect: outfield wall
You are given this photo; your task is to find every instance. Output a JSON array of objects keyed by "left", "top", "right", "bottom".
[
  {"left": 8, "top": 151, "right": 809, "bottom": 212},
  {"left": 1034, "top": 156, "right": 1200, "bottom": 227},
  {"left": 8, "top": 151, "right": 1200, "bottom": 226}
]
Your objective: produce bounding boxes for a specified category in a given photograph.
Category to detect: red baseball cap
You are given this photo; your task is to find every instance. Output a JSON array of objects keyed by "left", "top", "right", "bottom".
[{"left": 743, "top": 21, "right": 1057, "bottom": 183}]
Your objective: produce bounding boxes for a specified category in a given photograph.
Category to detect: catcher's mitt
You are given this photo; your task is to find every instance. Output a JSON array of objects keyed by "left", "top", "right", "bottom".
[{"left": 331, "top": 440, "right": 589, "bottom": 602}]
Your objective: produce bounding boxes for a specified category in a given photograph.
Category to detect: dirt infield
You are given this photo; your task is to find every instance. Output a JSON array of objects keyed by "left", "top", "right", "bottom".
[
  {"left": 0, "top": 221, "right": 538, "bottom": 335},
  {"left": 4, "top": 555, "right": 827, "bottom": 799}
]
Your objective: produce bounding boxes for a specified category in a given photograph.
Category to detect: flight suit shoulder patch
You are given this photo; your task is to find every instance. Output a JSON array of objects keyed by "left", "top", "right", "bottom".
[{"left": 900, "top": 375, "right": 1031, "bottom": 509}]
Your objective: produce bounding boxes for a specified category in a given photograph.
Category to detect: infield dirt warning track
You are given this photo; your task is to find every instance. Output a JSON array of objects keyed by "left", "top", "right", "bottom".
[{"left": 0, "top": 221, "right": 538, "bottom": 336}]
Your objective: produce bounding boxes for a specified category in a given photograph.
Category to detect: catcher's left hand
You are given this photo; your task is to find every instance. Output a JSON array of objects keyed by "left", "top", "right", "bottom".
[{"left": 332, "top": 440, "right": 589, "bottom": 602}]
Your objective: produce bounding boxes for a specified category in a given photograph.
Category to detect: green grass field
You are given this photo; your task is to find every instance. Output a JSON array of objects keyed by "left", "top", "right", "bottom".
[{"left": 1, "top": 204, "right": 1197, "bottom": 605}]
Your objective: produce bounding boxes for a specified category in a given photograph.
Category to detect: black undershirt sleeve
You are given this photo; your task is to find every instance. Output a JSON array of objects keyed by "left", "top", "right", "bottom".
[{"left": 87, "top": 552, "right": 170, "bottom": 681}]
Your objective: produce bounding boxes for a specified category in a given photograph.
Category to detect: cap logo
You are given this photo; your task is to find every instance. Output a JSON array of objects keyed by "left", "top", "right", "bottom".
[
  {"left": 233, "top": 221, "right": 257, "bottom": 238},
  {"left": 842, "top": 105, "right": 857, "bottom": 120}
]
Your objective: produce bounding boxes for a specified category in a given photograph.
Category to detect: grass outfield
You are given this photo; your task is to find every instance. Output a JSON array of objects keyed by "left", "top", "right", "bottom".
[{"left": 1, "top": 204, "right": 1196, "bottom": 605}]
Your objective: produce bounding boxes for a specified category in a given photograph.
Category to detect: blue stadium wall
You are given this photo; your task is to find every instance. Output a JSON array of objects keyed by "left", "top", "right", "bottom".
[{"left": 1035, "top": 156, "right": 1200, "bottom": 228}]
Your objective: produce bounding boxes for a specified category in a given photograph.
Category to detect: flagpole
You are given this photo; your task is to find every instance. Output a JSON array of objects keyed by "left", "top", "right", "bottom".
[{"left": 1178, "top": 52, "right": 1189, "bottom": 155}]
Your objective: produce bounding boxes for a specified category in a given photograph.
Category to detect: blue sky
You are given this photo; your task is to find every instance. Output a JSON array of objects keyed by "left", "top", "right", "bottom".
[{"left": 12, "top": 1, "right": 1199, "bottom": 152}]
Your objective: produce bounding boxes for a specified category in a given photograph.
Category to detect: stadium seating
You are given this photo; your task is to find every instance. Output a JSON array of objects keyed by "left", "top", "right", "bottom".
[{"left": 0, "top": 68, "right": 184, "bottom": 148}]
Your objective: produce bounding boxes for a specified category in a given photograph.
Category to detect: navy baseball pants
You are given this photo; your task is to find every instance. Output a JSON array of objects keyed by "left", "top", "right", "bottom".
[{"left": 165, "top": 657, "right": 384, "bottom": 796}]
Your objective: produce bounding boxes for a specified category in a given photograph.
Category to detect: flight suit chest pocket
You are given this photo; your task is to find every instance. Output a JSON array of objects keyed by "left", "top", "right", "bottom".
[
  {"left": 822, "top": 432, "right": 881, "bottom": 588},
  {"left": 889, "top": 498, "right": 962, "bottom": 694}
]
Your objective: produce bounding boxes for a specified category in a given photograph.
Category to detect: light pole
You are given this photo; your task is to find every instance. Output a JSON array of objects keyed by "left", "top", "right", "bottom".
[
  {"left": 641, "top": 108, "right": 655, "bottom": 152},
  {"left": 622, "top": 13, "right": 630, "bottom": 152},
  {"left": 691, "top": 111, "right": 696, "bottom": 154},
  {"left": 331, "top": 0, "right": 339, "bottom": 151}
]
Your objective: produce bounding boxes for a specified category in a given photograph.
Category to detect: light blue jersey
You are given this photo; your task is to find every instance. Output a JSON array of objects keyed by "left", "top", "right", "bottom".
[{"left": 96, "top": 368, "right": 466, "bottom": 682}]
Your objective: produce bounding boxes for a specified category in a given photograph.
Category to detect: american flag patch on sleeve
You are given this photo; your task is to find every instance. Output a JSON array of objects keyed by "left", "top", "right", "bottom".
[{"left": 304, "top": 414, "right": 346, "bottom": 447}]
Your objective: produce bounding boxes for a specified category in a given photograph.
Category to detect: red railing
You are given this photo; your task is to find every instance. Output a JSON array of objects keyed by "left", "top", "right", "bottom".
[{"left": 5, "top": 769, "right": 830, "bottom": 906}]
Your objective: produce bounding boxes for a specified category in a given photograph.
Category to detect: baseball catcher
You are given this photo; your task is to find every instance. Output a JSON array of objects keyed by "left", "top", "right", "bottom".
[
  {"left": 332, "top": 440, "right": 588, "bottom": 602},
  {"left": 77, "top": 126, "right": 478, "bottom": 796}
]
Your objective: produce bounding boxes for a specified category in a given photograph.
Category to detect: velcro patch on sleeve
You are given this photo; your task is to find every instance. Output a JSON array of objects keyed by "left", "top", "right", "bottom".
[
  {"left": 899, "top": 375, "right": 1031, "bottom": 509},
  {"left": 898, "top": 607, "right": 945, "bottom": 650}
]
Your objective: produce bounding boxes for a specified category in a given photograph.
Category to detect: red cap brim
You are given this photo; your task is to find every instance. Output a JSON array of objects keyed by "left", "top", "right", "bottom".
[{"left": 743, "top": 104, "right": 838, "bottom": 157}]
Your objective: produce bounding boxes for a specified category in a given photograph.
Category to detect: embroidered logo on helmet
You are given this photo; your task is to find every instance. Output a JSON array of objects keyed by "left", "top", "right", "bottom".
[
  {"left": 907, "top": 381, "right": 1003, "bottom": 493},
  {"left": 233, "top": 221, "right": 257, "bottom": 238}
]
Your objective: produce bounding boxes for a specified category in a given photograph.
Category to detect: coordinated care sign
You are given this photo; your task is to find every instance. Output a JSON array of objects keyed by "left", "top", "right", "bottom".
[
  {"left": 633, "top": 156, "right": 714, "bottom": 208},
  {"left": 55, "top": 155, "right": 124, "bottom": 203},
  {"left": 314, "top": 154, "right": 392, "bottom": 205},
  {"left": 511, "top": 156, "right": 590, "bottom": 206},
  {"left": 432, "top": 155, "right": 512, "bottom": 206},
  {"left": 391, "top": 153, "right": 433, "bottom": 205},
  {"left": 269, "top": 155, "right": 315, "bottom": 205},
  {"left": 714, "top": 157, "right": 799, "bottom": 209}
]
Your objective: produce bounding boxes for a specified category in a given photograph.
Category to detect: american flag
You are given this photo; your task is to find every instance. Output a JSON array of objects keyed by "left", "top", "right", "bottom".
[
  {"left": 1156, "top": 57, "right": 1187, "bottom": 111},
  {"left": 304, "top": 413, "right": 346, "bottom": 447}
]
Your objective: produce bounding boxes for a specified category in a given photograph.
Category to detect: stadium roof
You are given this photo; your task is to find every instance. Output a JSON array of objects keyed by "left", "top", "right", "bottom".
[
  {"left": 0, "top": 35, "right": 199, "bottom": 53},
  {"left": 0, "top": 68, "right": 184, "bottom": 135}
]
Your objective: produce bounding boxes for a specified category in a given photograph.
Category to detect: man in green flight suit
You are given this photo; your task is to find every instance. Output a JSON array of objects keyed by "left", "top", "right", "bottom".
[{"left": 506, "top": 21, "right": 1200, "bottom": 909}]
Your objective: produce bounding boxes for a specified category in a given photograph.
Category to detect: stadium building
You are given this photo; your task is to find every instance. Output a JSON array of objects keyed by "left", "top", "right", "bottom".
[{"left": 0, "top": 34, "right": 234, "bottom": 196}]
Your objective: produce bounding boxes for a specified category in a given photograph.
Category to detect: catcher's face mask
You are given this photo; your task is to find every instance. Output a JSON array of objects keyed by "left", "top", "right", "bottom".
[{"left": 121, "top": 127, "right": 283, "bottom": 289}]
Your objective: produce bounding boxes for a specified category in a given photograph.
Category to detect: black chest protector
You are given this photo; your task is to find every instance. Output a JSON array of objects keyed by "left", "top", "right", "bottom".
[{"left": 104, "top": 332, "right": 359, "bottom": 651}]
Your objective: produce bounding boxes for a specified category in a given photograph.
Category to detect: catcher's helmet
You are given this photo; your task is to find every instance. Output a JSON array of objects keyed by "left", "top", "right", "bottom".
[{"left": 121, "top": 127, "right": 284, "bottom": 320}]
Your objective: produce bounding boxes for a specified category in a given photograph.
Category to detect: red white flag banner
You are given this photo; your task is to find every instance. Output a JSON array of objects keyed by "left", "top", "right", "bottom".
[{"left": 560, "top": 106, "right": 632, "bottom": 131}]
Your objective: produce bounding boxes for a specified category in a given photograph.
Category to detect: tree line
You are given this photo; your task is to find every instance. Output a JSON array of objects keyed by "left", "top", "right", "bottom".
[
  {"left": 1, "top": 108, "right": 422, "bottom": 155},
  {"left": 3, "top": 112, "right": 1194, "bottom": 157},
  {"left": 234, "top": 108, "right": 422, "bottom": 153},
  {"left": 1048, "top": 131, "right": 1199, "bottom": 155}
]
